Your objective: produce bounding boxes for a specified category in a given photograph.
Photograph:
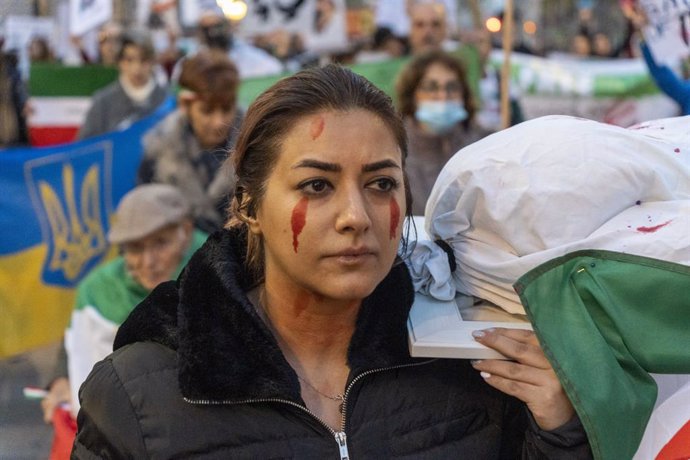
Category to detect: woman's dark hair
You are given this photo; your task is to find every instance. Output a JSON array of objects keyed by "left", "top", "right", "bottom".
[
  {"left": 178, "top": 49, "right": 239, "bottom": 110},
  {"left": 228, "top": 64, "right": 412, "bottom": 278},
  {"left": 395, "top": 50, "right": 476, "bottom": 128}
]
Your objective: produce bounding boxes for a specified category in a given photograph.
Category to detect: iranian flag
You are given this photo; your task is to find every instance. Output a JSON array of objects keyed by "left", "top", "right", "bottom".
[
  {"left": 28, "top": 63, "right": 118, "bottom": 146},
  {"left": 634, "top": 381, "right": 690, "bottom": 460}
]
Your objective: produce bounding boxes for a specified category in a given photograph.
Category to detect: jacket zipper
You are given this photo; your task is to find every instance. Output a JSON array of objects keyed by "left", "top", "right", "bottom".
[{"left": 184, "top": 359, "right": 437, "bottom": 459}]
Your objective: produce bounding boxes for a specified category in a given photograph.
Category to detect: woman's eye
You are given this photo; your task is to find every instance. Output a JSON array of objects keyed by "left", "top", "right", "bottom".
[
  {"left": 369, "top": 178, "right": 398, "bottom": 192},
  {"left": 300, "top": 179, "right": 331, "bottom": 194}
]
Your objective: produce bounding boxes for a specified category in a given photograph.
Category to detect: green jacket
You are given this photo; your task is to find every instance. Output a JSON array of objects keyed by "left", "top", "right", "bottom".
[{"left": 65, "top": 229, "right": 207, "bottom": 416}]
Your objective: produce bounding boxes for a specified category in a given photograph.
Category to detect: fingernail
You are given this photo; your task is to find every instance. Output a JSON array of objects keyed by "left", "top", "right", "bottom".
[
  {"left": 470, "top": 360, "right": 482, "bottom": 366},
  {"left": 472, "top": 330, "right": 485, "bottom": 338},
  {"left": 480, "top": 371, "right": 491, "bottom": 379}
]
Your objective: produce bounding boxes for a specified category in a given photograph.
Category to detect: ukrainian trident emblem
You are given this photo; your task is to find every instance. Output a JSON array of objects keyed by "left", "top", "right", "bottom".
[{"left": 26, "top": 143, "right": 113, "bottom": 286}]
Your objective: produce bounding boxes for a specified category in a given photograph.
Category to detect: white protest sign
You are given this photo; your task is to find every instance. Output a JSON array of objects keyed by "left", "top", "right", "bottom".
[
  {"left": 69, "top": 0, "right": 113, "bottom": 36},
  {"left": 640, "top": 0, "right": 690, "bottom": 65},
  {"left": 238, "top": 0, "right": 314, "bottom": 36},
  {"left": 302, "top": 0, "right": 348, "bottom": 53},
  {"left": 3, "top": 15, "right": 56, "bottom": 78},
  {"left": 236, "top": 0, "right": 348, "bottom": 53}
]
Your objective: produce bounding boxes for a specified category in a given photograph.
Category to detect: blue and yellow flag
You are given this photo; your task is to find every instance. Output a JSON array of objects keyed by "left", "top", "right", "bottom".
[{"left": 0, "top": 98, "right": 174, "bottom": 358}]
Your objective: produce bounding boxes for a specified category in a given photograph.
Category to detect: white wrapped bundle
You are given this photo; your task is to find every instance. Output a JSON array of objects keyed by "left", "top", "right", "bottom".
[{"left": 409, "top": 115, "right": 690, "bottom": 314}]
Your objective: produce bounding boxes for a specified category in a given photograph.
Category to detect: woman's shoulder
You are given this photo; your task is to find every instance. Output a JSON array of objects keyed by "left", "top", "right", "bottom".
[
  {"left": 79, "top": 342, "right": 179, "bottom": 410},
  {"left": 75, "top": 343, "right": 179, "bottom": 458},
  {"left": 117, "top": 340, "right": 177, "bottom": 378}
]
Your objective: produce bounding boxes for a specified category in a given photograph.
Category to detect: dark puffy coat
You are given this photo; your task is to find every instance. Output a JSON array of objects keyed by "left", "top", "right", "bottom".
[{"left": 72, "top": 228, "right": 592, "bottom": 459}]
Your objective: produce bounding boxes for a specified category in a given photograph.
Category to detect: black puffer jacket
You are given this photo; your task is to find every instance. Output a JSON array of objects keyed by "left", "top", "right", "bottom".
[{"left": 72, "top": 228, "right": 592, "bottom": 459}]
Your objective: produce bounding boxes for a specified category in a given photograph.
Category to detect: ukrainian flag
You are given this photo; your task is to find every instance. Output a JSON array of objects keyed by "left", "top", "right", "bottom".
[{"left": 0, "top": 97, "right": 174, "bottom": 358}]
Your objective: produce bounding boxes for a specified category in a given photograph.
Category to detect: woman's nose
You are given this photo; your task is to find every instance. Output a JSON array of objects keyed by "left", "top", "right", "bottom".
[{"left": 334, "top": 187, "right": 371, "bottom": 234}]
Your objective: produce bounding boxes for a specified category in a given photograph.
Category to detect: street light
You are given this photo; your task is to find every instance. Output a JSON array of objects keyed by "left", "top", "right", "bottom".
[
  {"left": 216, "top": 0, "right": 248, "bottom": 21},
  {"left": 486, "top": 16, "right": 502, "bottom": 33}
]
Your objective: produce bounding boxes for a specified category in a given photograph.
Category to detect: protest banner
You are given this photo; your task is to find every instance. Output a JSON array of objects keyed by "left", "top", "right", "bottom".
[
  {"left": 493, "top": 51, "right": 681, "bottom": 127},
  {"left": 235, "top": 48, "right": 482, "bottom": 110},
  {"left": 0, "top": 99, "right": 174, "bottom": 358}
]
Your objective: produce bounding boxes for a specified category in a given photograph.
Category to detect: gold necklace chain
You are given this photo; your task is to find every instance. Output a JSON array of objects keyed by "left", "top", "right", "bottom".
[{"left": 295, "top": 374, "right": 344, "bottom": 402}]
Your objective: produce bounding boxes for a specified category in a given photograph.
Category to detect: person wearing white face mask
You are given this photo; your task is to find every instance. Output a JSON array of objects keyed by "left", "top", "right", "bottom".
[{"left": 396, "top": 50, "right": 492, "bottom": 215}]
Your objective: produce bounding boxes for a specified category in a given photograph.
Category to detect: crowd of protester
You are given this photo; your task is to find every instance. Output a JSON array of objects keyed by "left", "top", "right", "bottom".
[
  {"left": 1, "top": 1, "right": 688, "bottom": 150},
  {"left": 1, "top": 0, "right": 688, "bottom": 457}
]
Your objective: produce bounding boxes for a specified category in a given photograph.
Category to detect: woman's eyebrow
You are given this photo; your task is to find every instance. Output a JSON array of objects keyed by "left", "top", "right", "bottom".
[
  {"left": 292, "top": 159, "right": 341, "bottom": 172},
  {"left": 362, "top": 159, "right": 401, "bottom": 173},
  {"left": 292, "top": 158, "right": 401, "bottom": 173}
]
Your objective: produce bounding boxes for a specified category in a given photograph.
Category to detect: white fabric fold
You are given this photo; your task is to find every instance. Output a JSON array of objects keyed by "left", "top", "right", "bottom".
[
  {"left": 407, "top": 239, "right": 456, "bottom": 300},
  {"left": 407, "top": 115, "right": 690, "bottom": 313}
]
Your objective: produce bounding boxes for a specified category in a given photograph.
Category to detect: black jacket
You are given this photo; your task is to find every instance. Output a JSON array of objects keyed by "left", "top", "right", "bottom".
[{"left": 72, "top": 228, "right": 592, "bottom": 459}]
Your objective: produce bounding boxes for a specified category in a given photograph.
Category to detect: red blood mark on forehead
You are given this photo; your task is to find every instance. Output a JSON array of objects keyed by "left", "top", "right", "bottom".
[
  {"left": 636, "top": 220, "right": 672, "bottom": 233},
  {"left": 389, "top": 198, "right": 400, "bottom": 240},
  {"left": 291, "top": 197, "right": 309, "bottom": 252},
  {"left": 310, "top": 116, "right": 325, "bottom": 140}
]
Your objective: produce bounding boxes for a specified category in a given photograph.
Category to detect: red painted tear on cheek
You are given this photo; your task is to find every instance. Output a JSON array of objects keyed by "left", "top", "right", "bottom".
[
  {"left": 291, "top": 197, "right": 309, "bottom": 252},
  {"left": 636, "top": 220, "right": 672, "bottom": 233},
  {"left": 310, "top": 117, "right": 325, "bottom": 140},
  {"left": 389, "top": 198, "right": 400, "bottom": 240}
]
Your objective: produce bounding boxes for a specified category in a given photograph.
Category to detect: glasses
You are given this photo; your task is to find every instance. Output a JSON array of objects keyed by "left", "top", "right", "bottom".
[{"left": 417, "top": 80, "right": 462, "bottom": 96}]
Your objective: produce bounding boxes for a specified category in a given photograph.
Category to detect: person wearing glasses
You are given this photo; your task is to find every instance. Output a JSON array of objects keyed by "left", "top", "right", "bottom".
[{"left": 396, "top": 50, "right": 492, "bottom": 215}]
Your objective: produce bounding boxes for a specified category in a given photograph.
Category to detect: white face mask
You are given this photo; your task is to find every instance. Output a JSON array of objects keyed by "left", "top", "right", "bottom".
[{"left": 415, "top": 100, "right": 468, "bottom": 134}]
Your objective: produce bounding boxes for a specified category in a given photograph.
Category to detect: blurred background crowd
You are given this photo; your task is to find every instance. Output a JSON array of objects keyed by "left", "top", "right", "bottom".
[{"left": 1, "top": 0, "right": 687, "bottom": 151}]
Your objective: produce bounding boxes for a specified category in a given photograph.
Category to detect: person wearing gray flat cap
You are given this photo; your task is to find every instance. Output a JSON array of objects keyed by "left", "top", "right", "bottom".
[{"left": 41, "top": 184, "right": 207, "bottom": 425}]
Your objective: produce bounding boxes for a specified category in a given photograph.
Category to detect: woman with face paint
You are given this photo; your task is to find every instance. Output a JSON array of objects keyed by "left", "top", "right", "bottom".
[
  {"left": 71, "top": 65, "right": 591, "bottom": 459},
  {"left": 396, "top": 50, "right": 493, "bottom": 215}
]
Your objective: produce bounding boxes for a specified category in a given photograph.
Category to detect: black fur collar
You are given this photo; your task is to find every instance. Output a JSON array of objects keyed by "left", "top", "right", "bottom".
[{"left": 115, "top": 227, "right": 418, "bottom": 403}]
